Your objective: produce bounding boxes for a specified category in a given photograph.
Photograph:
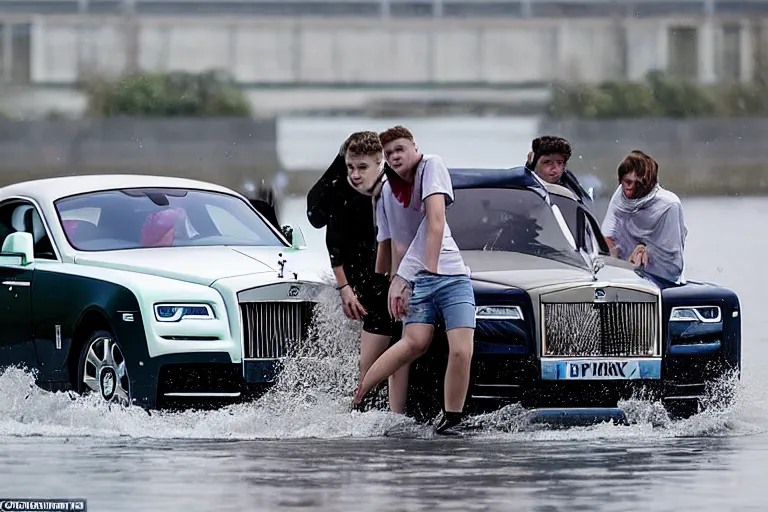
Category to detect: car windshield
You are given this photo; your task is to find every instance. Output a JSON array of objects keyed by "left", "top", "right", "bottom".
[
  {"left": 447, "top": 187, "right": 588, "bottom": 269},
  {"left": 549, "top": 192, "right": 581, "bottom": 241},
  {"left": 54, "top": 188, "right": 284, "bottom": 251}
]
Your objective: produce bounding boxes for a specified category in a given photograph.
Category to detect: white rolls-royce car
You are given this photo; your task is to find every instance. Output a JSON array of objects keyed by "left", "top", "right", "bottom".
[{"left": 0, "top": 175, "right": 328, "bottom": 408}]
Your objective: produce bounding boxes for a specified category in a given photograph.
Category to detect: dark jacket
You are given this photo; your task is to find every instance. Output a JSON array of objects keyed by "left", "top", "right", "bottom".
[
  {"left": 306, "top": 153, "right": 380, "bottom": 286},
  {"left": 525, "top": 162, "right": 595, "bottom": 211},
  {"left": 559, "top": 169, "right": 594, "bottom": 208}
]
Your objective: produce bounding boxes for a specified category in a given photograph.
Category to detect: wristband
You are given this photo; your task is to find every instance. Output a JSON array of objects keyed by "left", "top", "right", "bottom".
[{"left": 336, "top": 283, "right": 349, "bottom": 291}]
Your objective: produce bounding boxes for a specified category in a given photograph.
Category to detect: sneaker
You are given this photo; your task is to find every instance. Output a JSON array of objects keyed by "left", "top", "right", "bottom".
[{"left": 434, "top": 411, "right": 464, "bottom": 436}]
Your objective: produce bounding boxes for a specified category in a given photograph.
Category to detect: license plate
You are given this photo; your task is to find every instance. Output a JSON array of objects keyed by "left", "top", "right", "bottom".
[{"left": 565, "top": 360, "right": 641, "bottom": 380}]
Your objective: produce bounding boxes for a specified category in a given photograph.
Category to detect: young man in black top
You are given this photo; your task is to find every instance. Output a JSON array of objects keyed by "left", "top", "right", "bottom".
[
  {"left": 306, "top": 131, "right": 408, "bottom": 414},
  {"left": 525, "top": 135, "right": 593, "bottom": 207}
]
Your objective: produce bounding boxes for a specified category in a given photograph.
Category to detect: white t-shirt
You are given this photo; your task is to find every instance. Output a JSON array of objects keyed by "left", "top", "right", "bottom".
[{"left": 376, "top": 154, "right": 470, "bottom": 282}]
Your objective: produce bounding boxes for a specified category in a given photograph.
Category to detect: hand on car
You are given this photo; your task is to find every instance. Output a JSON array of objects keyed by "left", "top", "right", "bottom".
[
  {"left": 388, "top": 275, "right": 412, "bottom": 320},
  {"left": 629, "top": 244, "right": 649, "bottom": 268},
  {"left": 340, "top": 286, "right": 367, "bottom": 321}
]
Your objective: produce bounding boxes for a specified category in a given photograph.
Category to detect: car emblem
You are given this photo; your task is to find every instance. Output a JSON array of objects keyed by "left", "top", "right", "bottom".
[
  {"left": 288, "top": 285, "right": 300, "bottom": 298},
  {"left": 594, "top": 289, "right": 606, "bottom": 300},
  {"left": 101, "top": 368, "right": 116, "bottom": 400}
]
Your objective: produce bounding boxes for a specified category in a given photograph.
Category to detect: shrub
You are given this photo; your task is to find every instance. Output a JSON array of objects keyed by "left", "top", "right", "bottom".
[
  {"left": 81, "top": 70, "right": 252, "bottom": 117},
  {"left": 549, "top": 70, "right": 768, "bottom": 119}
]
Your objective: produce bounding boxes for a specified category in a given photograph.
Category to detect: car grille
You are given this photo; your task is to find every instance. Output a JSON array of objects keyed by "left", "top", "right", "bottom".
[
  {"left": 542, "top": 302, "right": 659, "bottom": 357},
  {"left": 241, "top": 301, "right": 315, "bottom": 359}
]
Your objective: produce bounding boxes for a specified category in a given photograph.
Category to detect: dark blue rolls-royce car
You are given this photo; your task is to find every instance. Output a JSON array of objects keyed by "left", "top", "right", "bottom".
[{"left": 405, "top": 166, "right": 741, "bottom": 425}]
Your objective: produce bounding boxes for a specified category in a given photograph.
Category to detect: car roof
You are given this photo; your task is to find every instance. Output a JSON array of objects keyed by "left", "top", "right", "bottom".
[
  {"left": 0, "top": 174, "right": 239, "bottom": 204},
  {"left": 449, "top": 165, "right": 588, "bottom": 204},
  {"left": 448, "top": 165, "right": 540, "bottom": 190}
]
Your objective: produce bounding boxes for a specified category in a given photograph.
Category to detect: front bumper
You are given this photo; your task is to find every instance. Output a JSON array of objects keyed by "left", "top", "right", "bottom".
[
  {"left": 129, "top": 352, "right": 283, "bottom": 409},
  {"left": 407, "top": 330, "right": 733, "bottom": 423}
]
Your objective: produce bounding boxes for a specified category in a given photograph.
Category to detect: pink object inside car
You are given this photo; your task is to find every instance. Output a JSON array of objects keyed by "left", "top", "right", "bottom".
[{"left": 140, "top": 208, "right": 183, "bottom": 247}]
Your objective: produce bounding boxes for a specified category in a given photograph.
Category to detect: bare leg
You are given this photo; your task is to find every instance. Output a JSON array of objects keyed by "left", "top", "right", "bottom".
[
  {"left": 353, "top": 324, "right": 433, "bottom": 405},
  {"left": 443, "top": 327, "right": 474, "bottom": 412},
  {"left": 387, "top": 364, "right": 410, "bottom": 414},
  {"left": 359, "top": 330, "right": 391, "bottom": 378},
  {"left": 360, "top": 330, "right": 409, "bottom": 414}
]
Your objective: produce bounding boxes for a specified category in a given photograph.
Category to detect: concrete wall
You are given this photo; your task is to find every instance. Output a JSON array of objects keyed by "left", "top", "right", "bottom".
[
  {"left": 28, "top": 16, "right": 757, "bottom": 86},
  {"left": 0, "top": 115, "right": 767, "bottom": 198},
  {"left": 539, "top": 117, "right": 768, "bottom": 196},
  {"left": 0, "top": 117, "right": 279, "bottom": 193},
  {"left": 2, "top": 14, "right": 753, "bottom": 117}
]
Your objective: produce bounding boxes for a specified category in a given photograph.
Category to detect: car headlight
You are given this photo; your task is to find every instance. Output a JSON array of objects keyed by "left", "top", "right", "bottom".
[
  {"left": 475, "top": 305, "right": 524, "bottom": 321},
  {"left": 670, "top": 306, "right": 721, "bottom": 323},
  {"left": 154, "top": 303, "right": 215, "bottom": 322}
]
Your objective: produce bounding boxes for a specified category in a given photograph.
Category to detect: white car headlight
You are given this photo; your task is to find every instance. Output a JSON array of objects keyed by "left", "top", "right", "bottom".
[
  {"left": 670, "top": 306, "right": 721, "bottom": 323},
  {"left": 475, "top": 305, "right": 524, "bottom": 321},
  {"left": 154, "top": 303, "right": 215, "bottom": 322}
]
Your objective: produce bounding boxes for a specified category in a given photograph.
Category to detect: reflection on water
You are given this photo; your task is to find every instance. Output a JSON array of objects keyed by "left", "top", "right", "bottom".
[
  {"left": 0, "top": 196, "right": 765, "bottom": 511},
  {"left": 0, "top": 434, "right": 763, "bottom": 511}
]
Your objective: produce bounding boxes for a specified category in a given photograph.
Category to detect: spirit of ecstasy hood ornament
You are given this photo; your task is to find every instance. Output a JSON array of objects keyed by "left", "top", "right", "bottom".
[
  {"left": 277, "top": 253, "right": 287, "bottom": 279},
  {"left": 277, "top": 253, "right": 298, "bottom": 280},
  {"left": 583, "top": 249, "right": 605, "bottom": 281}
]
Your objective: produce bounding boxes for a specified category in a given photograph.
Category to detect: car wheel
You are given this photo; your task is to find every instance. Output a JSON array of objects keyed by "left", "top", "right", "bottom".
[{"left": 77, "top": 330, "right": 131, "bottom": 406}]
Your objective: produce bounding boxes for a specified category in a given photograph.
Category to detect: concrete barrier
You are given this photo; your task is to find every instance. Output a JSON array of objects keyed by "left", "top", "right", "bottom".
[
  {"left": 0, "top": 116, "right": 767, "bottom": 198},
  {"left": 0, "top": 117, "right": 281, "bottom": 194}
]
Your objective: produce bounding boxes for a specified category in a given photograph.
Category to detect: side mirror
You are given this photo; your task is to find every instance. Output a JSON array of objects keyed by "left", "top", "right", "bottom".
[
  {"left": 282, "top": 223, "right": 306, "bottom": 250},
  {"left": 280, "top": 224, "right": 293, "bottom": 245},
  {"left": 0, "top": 232, "right": 35, "bottom": 266}
]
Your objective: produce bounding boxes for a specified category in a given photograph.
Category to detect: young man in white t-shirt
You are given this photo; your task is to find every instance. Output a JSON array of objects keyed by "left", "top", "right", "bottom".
[
  {"left": 307, "top": 131, "right": 409, "bottom": 414},
  {"left": 351, "top": 125, "right": 475, "bottom": 434}
]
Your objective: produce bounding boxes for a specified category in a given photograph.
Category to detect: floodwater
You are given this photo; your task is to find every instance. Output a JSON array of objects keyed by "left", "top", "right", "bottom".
[{"left": 0, "top": 195, "right": 766, "bottom": 512}]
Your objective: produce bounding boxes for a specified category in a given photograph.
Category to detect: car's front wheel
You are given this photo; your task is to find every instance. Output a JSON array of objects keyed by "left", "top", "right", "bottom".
[{"left": 77, "top": 330, "right": 131, "bottom": 406}]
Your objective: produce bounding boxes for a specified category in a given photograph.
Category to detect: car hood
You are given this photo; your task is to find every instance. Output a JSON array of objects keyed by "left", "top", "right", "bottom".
[
  {"left": 462, "top": 250, "right": 652, "bottom": 292},
  {"left": 74, "top": 245, "right": 326, "bottom": 286}
]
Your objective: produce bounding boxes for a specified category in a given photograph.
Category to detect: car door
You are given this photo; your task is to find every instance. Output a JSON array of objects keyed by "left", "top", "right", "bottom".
[
  {"left": 0, "top": 264, "right": 35, "bottom": 369},
  {"left": 0, "top": 200, "right": 40, "bottom": 370}
]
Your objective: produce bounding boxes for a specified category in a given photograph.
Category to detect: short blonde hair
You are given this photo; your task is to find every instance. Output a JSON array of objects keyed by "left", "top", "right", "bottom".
[{"left": 343, "top": 131, "right": 383, "bottom": 160}]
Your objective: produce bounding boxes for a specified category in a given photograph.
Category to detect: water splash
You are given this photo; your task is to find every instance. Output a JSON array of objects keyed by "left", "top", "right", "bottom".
[
  {"left": 0, "top": 283, "right": 760, "bottom": 441},
  {"left": 0, "top": 280, "right": 418, "bottom": 440},
  {"left": 463, "top": 369, "right": 762, "bottom": 442}
]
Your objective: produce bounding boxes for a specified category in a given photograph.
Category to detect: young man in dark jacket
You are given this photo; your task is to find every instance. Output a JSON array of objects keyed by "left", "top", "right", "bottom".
[
  {"left": 306, "top": 131, "right": 408, "bottom": 414},
  {"left": 525, "top": 135, "right": 594, "bottom": 208}
]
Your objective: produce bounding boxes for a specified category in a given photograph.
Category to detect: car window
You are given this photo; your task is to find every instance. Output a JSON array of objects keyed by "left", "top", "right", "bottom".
[
  {"left": 0, "top": 200, "right": 57, "bottom": 260},
  {"left": 54, "top": 188, "right": 285, "bottom": 251},
  {"left": 60, "top": 206, "right": 101, "bottom": 224},
  {"left": 206, "top": 204, "right": 259, "bottom": 240},
  {"left": 448, "top": 187, "right": 587, "bottom": 269},
  {"left": 549, "top": 193, "right": 610, "bottom": 256},
  {"left": 549, "top": 194, "right": 580, "bottom": 238}
]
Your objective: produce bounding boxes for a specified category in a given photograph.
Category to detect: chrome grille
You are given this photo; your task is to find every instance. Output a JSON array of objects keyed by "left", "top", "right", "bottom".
[
  {"left": 543, "top": 302, "right": 659, "bottom": 357},
  {"left": 241, "top": 301, "right": 315, "bottom": 359}
]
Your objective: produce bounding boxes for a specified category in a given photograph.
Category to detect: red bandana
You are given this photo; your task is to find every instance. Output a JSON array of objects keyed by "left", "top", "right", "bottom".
[
  {"left": 385, "top": 157, "right": 423, "bottom": 208},
  {"left": 388, "top": 171, "right": 413, "bottom": 207}
]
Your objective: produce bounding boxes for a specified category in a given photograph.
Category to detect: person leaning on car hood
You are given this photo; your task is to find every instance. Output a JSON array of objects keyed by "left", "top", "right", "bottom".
[
  {"left": 601, "top": 150, "right": 688, "bottom": 284},
  {"left": 525, "top": 135, "right": 590, "bottom": 204}
]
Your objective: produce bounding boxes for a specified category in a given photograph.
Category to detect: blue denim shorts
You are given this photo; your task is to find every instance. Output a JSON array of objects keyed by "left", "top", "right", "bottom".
[{"left": 403, "top": 272, "right": 476, "bottom": 330}]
